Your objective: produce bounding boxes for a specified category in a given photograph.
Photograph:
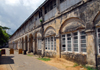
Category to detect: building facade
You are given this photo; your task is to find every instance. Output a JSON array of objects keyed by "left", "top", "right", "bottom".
[{"left": 9, "top": 0, "right": 100, "bottom": 67}]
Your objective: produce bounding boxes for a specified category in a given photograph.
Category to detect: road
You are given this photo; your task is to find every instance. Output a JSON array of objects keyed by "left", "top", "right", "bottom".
[{"left": 0, "top": 48, "right": 59, "bottom": 70}]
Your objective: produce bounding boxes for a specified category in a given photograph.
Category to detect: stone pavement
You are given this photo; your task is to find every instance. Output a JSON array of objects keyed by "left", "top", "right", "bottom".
[{"left": 0, "top": 48, "right": 59, "bottom": 70}]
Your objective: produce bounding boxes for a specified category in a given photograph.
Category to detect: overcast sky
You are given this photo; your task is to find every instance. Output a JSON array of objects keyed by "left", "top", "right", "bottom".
[{"left": 0, "top": 0, "right": 45, "bottom": 35}]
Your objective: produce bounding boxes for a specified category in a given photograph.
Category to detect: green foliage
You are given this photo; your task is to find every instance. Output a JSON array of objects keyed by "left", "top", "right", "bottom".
[
  {"left": 0, "top": 26, "right": 10, "bottom": 46},
  {"left": 83, "top": 66, "right": 97, "bottom": 70},
  {"left": 73, "top": 63, "right": 79, "bottom": 67},
  {"left": 38, "top": 58, "right": 51, "bottom": 61},
  {"left": 86, "top": 66, "right": 97, "bottom": 70},
  {"left": 40, "top": 19, "right": 43, "bottom": 22},
  {"left": 0, "top": 26, "right": 10, "bottom": 30}
]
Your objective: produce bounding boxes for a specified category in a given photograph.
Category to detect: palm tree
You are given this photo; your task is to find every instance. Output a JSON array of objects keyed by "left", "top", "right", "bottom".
[{"left": 0, "top": 26, "right": 10, "bottom": 47}]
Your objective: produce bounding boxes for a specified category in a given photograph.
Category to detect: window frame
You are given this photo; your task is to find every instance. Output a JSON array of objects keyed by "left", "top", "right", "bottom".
[
  {"left": 45, "top": 38, "right": 48, "bottom": 50},
  {"left": 96, "top": 28, "right": 100, "bottom": 55},
  {"left": 61, "top": 34, "right": 66, "bottom": 52},
  {"left": 37, "top": 39, "right": 42, "bottom": 50},
  {"left": 45, "top": 36, "right": 56, "bottom": 51},
  {"left": 80, "top": 30, "right": 87, "bottom": 54},
  {"left": 66, "top": 33, "right": 72, "bottom": 52},
  {"left": 54, "top": 37, "right": 56, "bottom": 51},
  {"left": 61, "top": 30, "right": 87, "bottom": 54},
  {"left": 51, "top": 37, "right": 54, "bottom": 50},
  {"left": 39, "top": 9, "right": 42, "bottom": 18},
  {"left": 73, "top": 31, "right": 79, "bottom": 53}
]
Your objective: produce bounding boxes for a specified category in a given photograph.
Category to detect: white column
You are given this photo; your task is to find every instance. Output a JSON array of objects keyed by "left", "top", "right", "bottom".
[
  {"left": 78, "top": 30, "right": 81, "bottom": 53},
  {"left": 71, "top": 33, "right": 74, "bottom": 52},
  {"left": 27, "top": 36, "right": 30, "bottom": 53},
  {"left": 33, "top": 40, "right": 35, "bottom": 54},
  {"left": 42, "top": 40, "right": 45, "bottom": 57},
  {"left": 66, "top": 34, "right": 68, "bottom": 52},
  {"left": 86, "top": 31, "right": 96, "bottom": 66}
]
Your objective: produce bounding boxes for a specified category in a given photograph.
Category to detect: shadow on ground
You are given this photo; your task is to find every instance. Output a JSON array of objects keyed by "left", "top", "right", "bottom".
[{"left": 0, "top": 56, "right": 14, "bottom": 65}]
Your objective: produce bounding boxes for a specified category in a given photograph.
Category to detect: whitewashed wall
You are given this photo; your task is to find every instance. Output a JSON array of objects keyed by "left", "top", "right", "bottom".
[
  {"left": 36, "top": 17, "right": 42, "bottom": 27},
  {"left": 60, "top": 0, "right": 81, "bottom": 12},
  {"left": 44, "top": 7, "right": 57, "bottom": 21}
]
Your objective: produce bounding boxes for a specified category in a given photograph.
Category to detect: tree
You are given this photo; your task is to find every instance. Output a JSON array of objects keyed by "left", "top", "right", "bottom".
[{"left": 0, "top": 26, "right": 10, "bottom": 47}]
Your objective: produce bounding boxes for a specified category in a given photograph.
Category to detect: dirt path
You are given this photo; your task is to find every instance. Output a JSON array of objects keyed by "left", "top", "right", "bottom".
[
  {"left": 42, "top": 58, "right": 87, "bottom": 70},
  {"left": 0, "top": 65, "right": 7, "bottom": 70}
]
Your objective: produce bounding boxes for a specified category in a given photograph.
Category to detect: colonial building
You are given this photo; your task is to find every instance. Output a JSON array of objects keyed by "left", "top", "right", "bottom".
[{"left": 9, "top": 0, "right": 100, "bottom": 67}]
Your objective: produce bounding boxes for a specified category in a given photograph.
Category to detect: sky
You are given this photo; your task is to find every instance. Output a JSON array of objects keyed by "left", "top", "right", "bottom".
[{"left": 0, "top": 0, "right": 45, "bottom": 35}]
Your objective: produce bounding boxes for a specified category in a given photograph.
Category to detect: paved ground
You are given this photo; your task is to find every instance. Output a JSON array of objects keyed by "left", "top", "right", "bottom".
[{"left": 0, "top": 48, "right": 59, "bottom": 70}]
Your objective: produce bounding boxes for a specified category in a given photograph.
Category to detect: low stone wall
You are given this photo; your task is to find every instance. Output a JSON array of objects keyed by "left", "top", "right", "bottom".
[
  {"left": 61, "top": 52, "right": 87, "bottom": 65},
  {"left": 97, "top": 56, "right": 100, "bottom": 66},
  {"left": 37, "top": 50, "right": 42, "bottom": 55},
  {"left": 45, "top": 51, "right": 56, "bottom": 58}
]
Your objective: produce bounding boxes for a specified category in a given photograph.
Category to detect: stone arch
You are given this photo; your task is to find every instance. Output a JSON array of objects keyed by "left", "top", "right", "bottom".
[
  {"left": 36, "top": 31, "right": 42, "bottom": 55},
  {"left": 44, "top": 26, "right": 56, "bottom": 37},
  {"left": 33, "top": 30, "right": 42, "bottom": 52},
  {"left": 37, "top": 31, "right": 42, "bottom": 39},
  {"left": 59, "top": 17, "right": 85, "bottom": 33},
  {"left": 93, "top": 11, "right": 100, "bottom": 26}
]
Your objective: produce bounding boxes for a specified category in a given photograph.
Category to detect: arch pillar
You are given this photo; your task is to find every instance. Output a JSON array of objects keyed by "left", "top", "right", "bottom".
[
  {"left": 23, "top": 37, "right": 26, "bottom": 51},
  {"left": 18, "top": 40, "right": 20, "bottom": 49},
  {"left": 19, "top": 39, "right": 22, "bottom": 49},
  {"left": 27, "top": 35, "right": 30, "bottom": 53},
  {"left": 41, "top": 39, "right": 45, "bottom": 57},
  {"left": 33, "top": 38, "right": 35, "bottom": 54},
  {"left": 14, "top": 42, "right": 17, "bottom": 50},
  {"left": 85, "top": 29, "right": 96, "bottom": 67},
  {"left": 21, "top": 39, "right": 22, "bottom": 49},
  {"left": 55, "top": 34, "right": 61, "bottom": 58}
]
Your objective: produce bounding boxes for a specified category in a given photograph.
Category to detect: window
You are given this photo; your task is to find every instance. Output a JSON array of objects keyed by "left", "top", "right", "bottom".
[
  {"left": 45, "top": 36, "right": 56, "bottom": 51},
  {"left": 45, "top": 4, "right": 50, "bottom": 14},
  {"left": 60, "top": 0, "right": 64, "bottom": 3},
  {"left": 44, "top": 0, "right": 56, "bottom": 14},
  {"left": 61, "top": 30, "right": 86, "bottom": 53},
  {"left": 80, "top": 31, "right": 86, "bottom": 53},
  {"left": 51, "top": 37, "right": 54, "bottom": 50},
  {"left": 45, "top": 38, "right": 47, "bottom": 49},
  {"left": 48, "top": 37, "right": 50, "bottom": 50},
  {"left": 73, "top": 32, "right": 78, "bottom": 52},
  {"left": 53, "top": 0, "right": 56, "bottom": 8},
  {"left": 67, "top": 34, "right": 72, "bottom": 51},
  {"left": 39, "top": 9, "right": 42, "bottom": 18},
  {"left": 54, "top": 37, "right": 56, "bottom": 51},
  {"left": 38, "top": 39, "right": 42, "bottom": 50},
  {"left": 97, "top": 28, "right": 100, "bottom": 54},
  {"left": 50, "top": 1, "right": 53, "bottom": 10},
  {"left": 45, "top": 6, "right": 47, "bottom": 14},
  {"left": 62, "top": 35, "right": 66, "bottom": 51}
]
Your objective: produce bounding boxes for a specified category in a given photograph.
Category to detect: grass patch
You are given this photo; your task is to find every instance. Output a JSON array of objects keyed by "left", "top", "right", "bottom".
[
  {"left": 73, "top": 63, "right": 79, "bottom": 67},
  {"left": 86, "top": 66, "right": 97, "bottom": 70},
  {"left": 27, "top": 54, "right": 33, "bottom": 57},
  {"left": 38, "top": 58, "right": 51, "bottom": 61},
  {"left": 83, "top": 66, "right": 97, "bottom": 70}
]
